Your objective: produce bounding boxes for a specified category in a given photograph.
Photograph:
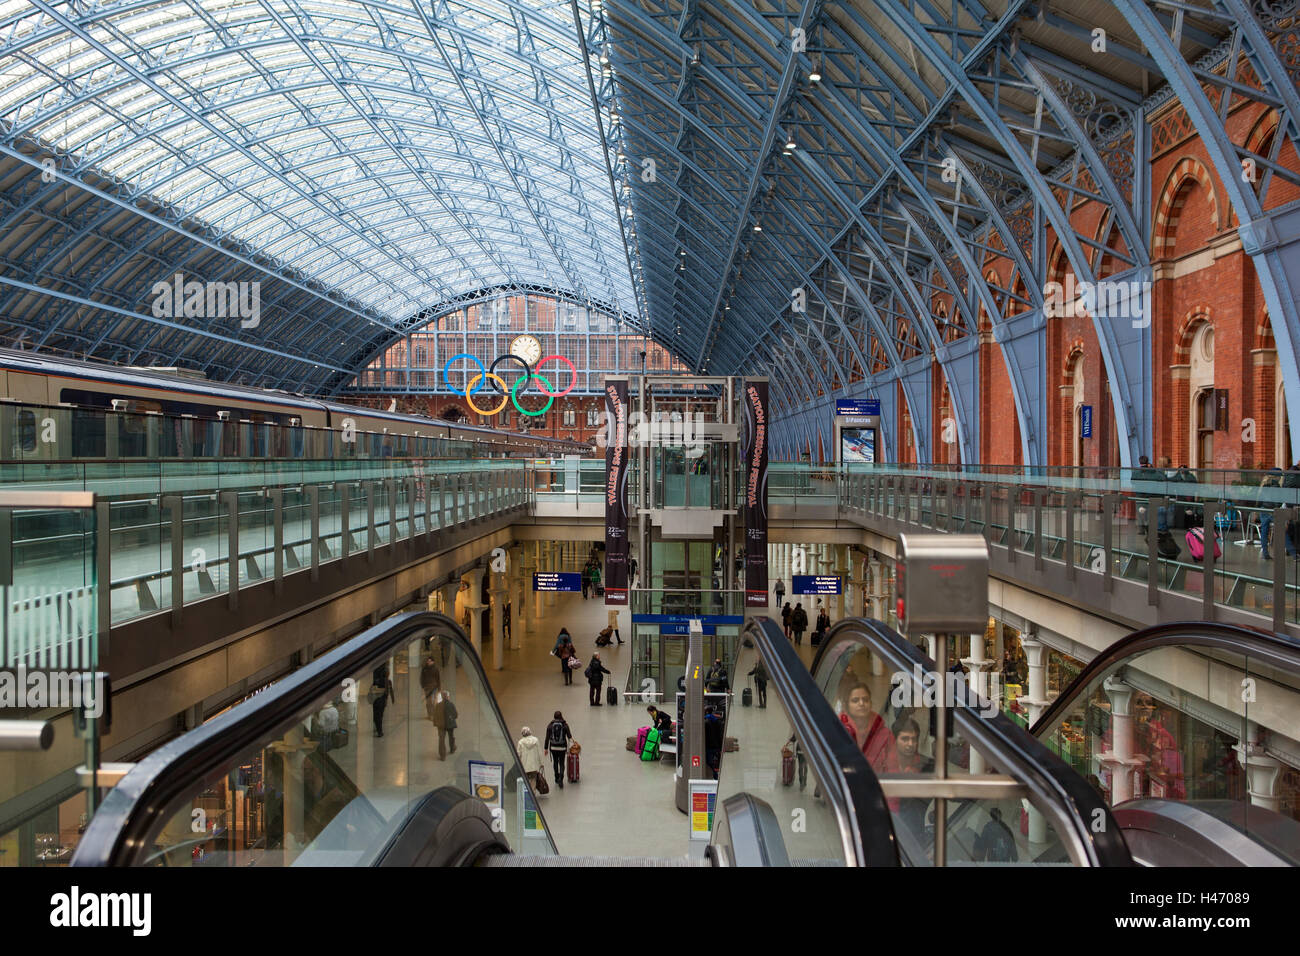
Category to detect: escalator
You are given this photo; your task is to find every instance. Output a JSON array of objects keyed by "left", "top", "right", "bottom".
[
  {"left": 72, "top": 611, "right": 899, "bottom": 867},
  {"left": 811, "top": 618, "right": 1134, "bottom": 866},
  {"left": 1029, "top": 621, "right": 1300, "bottom": 866}
]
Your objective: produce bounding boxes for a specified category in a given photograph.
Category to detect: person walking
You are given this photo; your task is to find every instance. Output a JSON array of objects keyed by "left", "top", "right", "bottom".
[
  {"left": 747, "top": 658, "right": 769, "bottom": 708},
  {"left": 420, "top": 652, "right": 442, "bottom": 721},
  {"left": 556, "top": 635, "right": 577, "bottom": 685},
  {"left": 585, "top": 653, "right": 611, "bottom": 705},
  {"left": 544, "top": 711, "right": 573, "bottom": 788},
  {"left": 790, "top": 602, "right": 808, "bottom": 645},
  {"left": 590, "top": 562, "right": 602, "bottom": 597},
  {"left": 369, "top": 663, "right": 396, "bottom": 738},
  {"left": 432, "top": 689, "right": 458, "bottom": 759},
  {"left": 781, "top": 601, "right": 793, "bottom": 638},
  {"left": 628, "top": 555, "right": 638, "bottom": 587},
  {"left": 581, "top": 562, "right": 592, "bottom": 599},
  {"left": 607, "top": 607, "right": 624, "bottom": 645},
  {"left": 516, "top": 726, "right": 545, "bottom": 794},
  {"left": 774, "top": 578, "right": 786, "bottom": 607}
]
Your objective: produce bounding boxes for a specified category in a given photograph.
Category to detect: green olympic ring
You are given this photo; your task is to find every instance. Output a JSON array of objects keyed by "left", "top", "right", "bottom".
[{"left": 511, "top": 373, "right": 555, "bottom": 417}]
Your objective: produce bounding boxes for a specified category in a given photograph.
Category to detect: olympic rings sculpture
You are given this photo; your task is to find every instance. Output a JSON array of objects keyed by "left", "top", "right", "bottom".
[{"left": 441, "top": 352, "right": 578, "bottom": 417}]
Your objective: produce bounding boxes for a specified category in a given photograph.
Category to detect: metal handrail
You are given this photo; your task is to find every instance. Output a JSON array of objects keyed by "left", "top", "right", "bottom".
[
  {"left": 1030, "top": 621, "right": 1300, "bottom": 736},
  {"left": 740, "top": 616, "right": 900, "bottom": 866},
  {"left": 810, "top": 618, "right": 1134, "bottom": 867},
  {"left": 72, "top": 611, "right": 557, "bottom": 865}
]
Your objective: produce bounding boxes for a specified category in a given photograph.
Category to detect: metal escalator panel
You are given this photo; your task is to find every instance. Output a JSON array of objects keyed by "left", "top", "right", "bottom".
[
  {"left": 708, "top": 618, "right": 900, "bottom": 867},
  {"left": 1030, "top": 622, "right": 1300, "bottom": 865},
  {"left": 73, "top": 612, "right": 557, "bottom": 866},
  {"left": 810, "top": 619, "right": 1132, "bottom": 867}
]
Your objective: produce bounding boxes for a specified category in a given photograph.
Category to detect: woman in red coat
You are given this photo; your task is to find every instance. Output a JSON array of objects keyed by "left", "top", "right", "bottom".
[{"left": 840, "top": 682, "right": 899, "bottom": 775}]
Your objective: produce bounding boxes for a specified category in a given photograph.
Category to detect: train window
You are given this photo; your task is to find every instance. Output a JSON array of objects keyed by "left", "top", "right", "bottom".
[
  {"left": 16, "top": 410, "right": 36, "bottom": 453},
  {"left": 72, "top": 407, "right": 106, "bottom": 458}
]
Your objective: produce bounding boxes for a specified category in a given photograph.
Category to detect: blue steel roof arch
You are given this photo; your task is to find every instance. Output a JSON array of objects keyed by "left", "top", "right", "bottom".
[
  {"left": 20, "top": 0, "right": 510, "bottom": 302},
  {"left": 602, "top": 1, "right": 909, "bottom": 386},
  {"left": 0, "top": 0, "right": 639, "bottom": 391},
  {"left": 618, "top": 175, "right": 843, "bottom": 393}
]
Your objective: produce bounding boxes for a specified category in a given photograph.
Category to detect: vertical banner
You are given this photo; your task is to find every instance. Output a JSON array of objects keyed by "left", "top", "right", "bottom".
[
  {"left": 742, "top": 379, "right": 769, "bottom": 608},
  {"left": 604, "top": 378, "right": 630, "bottom": 605}
]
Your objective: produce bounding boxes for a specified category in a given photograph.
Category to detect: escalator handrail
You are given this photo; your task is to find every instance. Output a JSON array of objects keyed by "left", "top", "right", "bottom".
[
  {"left": 73, "top": 611, "right": 556, "bottom": 866},
  {"left": 811, "top": 618, "right": 1133, "bottom": 867},
  {"left": 742, "top": 617, "right": 900, "bottom": 866},
  {"left": 1030, "top": 620, "right": 1300, "bottom": 736}
]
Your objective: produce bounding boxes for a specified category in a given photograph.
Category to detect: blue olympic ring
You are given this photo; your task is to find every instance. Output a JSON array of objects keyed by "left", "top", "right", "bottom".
[{"left": 442, "top": 353, "right": 487, "bottom": 394}]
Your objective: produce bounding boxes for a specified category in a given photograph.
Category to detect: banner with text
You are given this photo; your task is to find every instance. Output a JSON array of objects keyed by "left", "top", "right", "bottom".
[
  {"left": 604, "top": 379, "right": 630, "bottom": 605},
  {"left": 742, "top": 379, "right": 769, "bottom": 608}
]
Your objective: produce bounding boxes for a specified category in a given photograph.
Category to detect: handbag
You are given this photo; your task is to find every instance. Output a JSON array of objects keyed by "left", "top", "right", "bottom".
[
  {"left": 533, "top": 771, "right": 549, "bottom": 795},
  {"left": 569, "top": 741, "right": 581, "bottom": 755},
  {"left": 568, "top": 657, "right": 583, "bottom": 670}
]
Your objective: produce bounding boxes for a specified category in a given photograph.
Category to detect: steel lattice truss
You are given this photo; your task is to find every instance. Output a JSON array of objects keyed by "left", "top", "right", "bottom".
[
  {"left": 0, "top": 0, "right": 1297, "bottom": 464},
  {"left": 0, "top": 0, "right": 639, "bottom": 392},
  {"left": 591, "top": 0, "right": 1300, "bottom": 463}
]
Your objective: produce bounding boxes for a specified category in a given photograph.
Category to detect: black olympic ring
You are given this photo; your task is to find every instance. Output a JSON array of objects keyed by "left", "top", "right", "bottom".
[{"left": 488, "top": 354, "right": 533, "bottom": 395}]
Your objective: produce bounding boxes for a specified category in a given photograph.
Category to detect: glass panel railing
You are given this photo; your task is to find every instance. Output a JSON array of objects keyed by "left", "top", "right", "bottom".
[
  {"left": 1030, "top": 622, "right": 1300, "bottom": 863},
  {"left": 811, "top": 619, "right": 1133, "bottom": 867},
  {"left": 0, "top": 491, "right": 100, "bottom": 866},
  {"left": 73, "top": 612, "right": 556, "bottom": 866},
  {"left": 710, "top": 618, "right": 899, "bottom": 866}
]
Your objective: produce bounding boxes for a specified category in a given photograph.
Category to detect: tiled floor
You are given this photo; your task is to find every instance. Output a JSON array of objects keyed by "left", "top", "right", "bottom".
[{"left": 484, "top": 587, "right": 825, "bottom": 859}]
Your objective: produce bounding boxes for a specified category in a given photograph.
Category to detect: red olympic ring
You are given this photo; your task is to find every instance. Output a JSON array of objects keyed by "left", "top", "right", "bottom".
[{"left": 534, "top": 354, "right": 577, "bottom": 397}]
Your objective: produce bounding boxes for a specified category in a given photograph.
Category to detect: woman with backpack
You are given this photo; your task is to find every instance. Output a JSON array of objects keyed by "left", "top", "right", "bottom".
[
  {"left": 544, "top": 711, "right": 574, "bottom": 788},
  {"left": 790, "top": 603, "right": 808, "bottom": 645},
  {"left": 556, "top": 635, "right": 577, "bottom": 685}
]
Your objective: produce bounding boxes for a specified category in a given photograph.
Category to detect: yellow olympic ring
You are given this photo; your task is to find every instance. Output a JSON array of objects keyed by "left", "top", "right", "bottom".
[{"left": 464, "top": 373, "right": 510, "bottom": 415}]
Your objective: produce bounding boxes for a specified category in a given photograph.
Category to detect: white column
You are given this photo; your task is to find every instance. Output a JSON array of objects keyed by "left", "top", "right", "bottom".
[
  {"left": 532, "top": 541, "right": 544, "bottom": 618},
  {"left": 465, "top": 567, "right": 485, "bottom": 658},
  {"left": 490, "top": 571, "right": 507, "bottom": 671},
  {"left": 1098, "top": 675, "right": 1146, "bottom": 806},
  {"left": 834, "top": 545, "right": 847, "bottom": 620},
  {"left": 545, "top": 543, "right": 557, "bottom": 608},
  {"left": 511, "top": 545, "right": 527, "bottom": 647},
  {"left": 962, "top": 634, "right": 993, "bottom": 775},
  {"left": 1234, "top": 722, "right": 1284, "bottom": 812}
]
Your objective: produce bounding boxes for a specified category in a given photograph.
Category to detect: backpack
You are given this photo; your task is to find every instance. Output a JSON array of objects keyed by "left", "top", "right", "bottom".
[
  {"left": 983, "top": 820, "right": 1018, "bottom": 862},
  {"left": 1185, "top": 526, "right": 1221, "bottom": 561},
  {"left": 548, "top": 721, "right": 566, "bottom": 749}
]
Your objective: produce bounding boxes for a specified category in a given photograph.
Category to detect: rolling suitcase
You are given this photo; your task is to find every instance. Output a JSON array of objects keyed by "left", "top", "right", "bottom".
[
  {"left": 607, "top": 684, "right": 618, "bottom": 706},
  {"left": 567, "top": 743, "right": 581, "bottom": 783},
  {"left": 742, "top": 687, "right": 753, "bottom": 708},
  {"left": 635, "top": 726, "right": 650, "bottom": 755},
  {"left": 781, "top": 746, "right": 795, "bottom": 786}
]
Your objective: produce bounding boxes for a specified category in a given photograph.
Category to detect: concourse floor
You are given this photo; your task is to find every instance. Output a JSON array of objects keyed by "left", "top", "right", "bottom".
[{"left": 486, "top": 590, "right": 819, "bottom": 860}]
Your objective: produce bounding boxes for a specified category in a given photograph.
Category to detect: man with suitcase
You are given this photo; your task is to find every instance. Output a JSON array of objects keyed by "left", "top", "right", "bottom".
[
  {"left": 545, "top": 711, "right": 573, "bottom": 788},
  {"left": 585, "top": 653, "right": 611, "bottom": 706},
  {"left": 747, "top": 659, "right": 768, "bottom": 708}
]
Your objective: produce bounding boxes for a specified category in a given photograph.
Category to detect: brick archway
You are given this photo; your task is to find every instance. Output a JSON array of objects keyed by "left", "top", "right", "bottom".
[{"left": 1153, "top": 158, "right": 1221, "bottom": 258}]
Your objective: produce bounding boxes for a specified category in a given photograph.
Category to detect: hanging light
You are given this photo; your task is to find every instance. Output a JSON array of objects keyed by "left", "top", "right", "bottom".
[
  {"left": 785, "top": 134, "right": 797, "bottom": 150},
  {"left": 753, "top": 224, "right": 762, "bottom": 232}
]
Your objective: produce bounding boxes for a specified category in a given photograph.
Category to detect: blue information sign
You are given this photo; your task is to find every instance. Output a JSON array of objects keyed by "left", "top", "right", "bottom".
[
  {"left": 533, "top": 572, "right": 582, "bottom": 592},
  {"left": 659, "top": 624, "right": 718, "bottom": 635},
  {"left": 1080, "top": 405, "right": 1093, "bottom": 438},
  {"left": 792, "top": 575, "right": 842, "bottom": 595},
  {"left": 836, "top": 399, "right": 881, "bottom": 416},
  {"left": 631, "top": 614, "right": 744, "bottom": 626}
]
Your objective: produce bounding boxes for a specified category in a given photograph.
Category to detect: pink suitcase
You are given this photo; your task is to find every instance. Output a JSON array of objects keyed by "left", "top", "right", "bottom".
[
  {"left": 1185, "top": 527, "right": 1221, "bottom": 561},
  {"left": 635, "top": 726, "right": 650, "bottom": 756}
]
